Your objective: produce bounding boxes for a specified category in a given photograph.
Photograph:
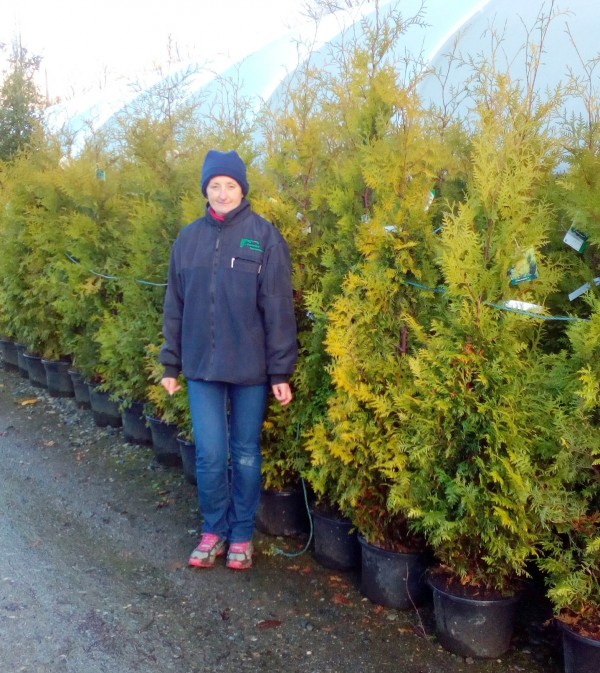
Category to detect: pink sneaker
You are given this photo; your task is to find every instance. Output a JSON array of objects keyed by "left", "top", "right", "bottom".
[
  {"left": 189, "top": 533, "right": 226, "bottom": 568},
  {"left": 226, "top": 541, "right": 253, "bottom": 570}
]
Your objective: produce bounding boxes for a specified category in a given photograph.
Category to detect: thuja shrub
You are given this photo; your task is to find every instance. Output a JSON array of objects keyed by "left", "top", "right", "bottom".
[
  {"left": 91, "top": 113, "right": 206, "bottom": 405},
  {"left": 53, "top": 144, "right": 131, "bottom": 378},
  {"left": 257, "top": 1, "right": 446, "bottom": 493},
  {"left": 537, "top": 299, "right": 600, "bottom": 633},
  {"left": 0, "top": 132, "right": 75, "bottom": 358},
  {"left": 393, "top": 65, "right": 573, "bottom": 592}
]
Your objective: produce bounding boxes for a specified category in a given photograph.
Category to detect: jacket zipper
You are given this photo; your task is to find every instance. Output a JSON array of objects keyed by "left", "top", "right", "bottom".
[{"left": 208, "top": 226, "right": 222, "bottom": 373}]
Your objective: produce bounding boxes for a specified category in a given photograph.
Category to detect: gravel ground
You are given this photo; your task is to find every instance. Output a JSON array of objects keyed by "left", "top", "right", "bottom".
[{"left": 0, "top": 364, "right": 564, "bottom": 673}]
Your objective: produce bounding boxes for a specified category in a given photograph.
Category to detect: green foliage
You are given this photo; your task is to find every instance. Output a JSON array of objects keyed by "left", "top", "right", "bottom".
[
  {"left": 53, "top": 146, "right": 130, "bottom": 376},
  {"left": 537, "top": 300, "right": 600, "bottom": 622},
  {"left": 391, "top": 62, "right": 572, "bottom": 592},
  {"left": 144, "top": 343, "right": 191, "bottom": 436},
  {"left": 0, "top": 134, "right": 74, "bottom": 357},
  {"left": 397, "top": 312, "right": 570, "bottom": 591},
  {"left": 0, "top": 41, "right": 46, "bottom": 161},
  {"left": 2, "top": 11, "right": 600, "bottom": 615},
  {"left": 541, "top": 522, "right": 600, "bottom": 627}
]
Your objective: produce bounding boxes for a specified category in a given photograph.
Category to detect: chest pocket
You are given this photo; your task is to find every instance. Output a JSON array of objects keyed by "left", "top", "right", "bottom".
[{"left": 230, "top": 256, "right": 262, "bottom": 274}]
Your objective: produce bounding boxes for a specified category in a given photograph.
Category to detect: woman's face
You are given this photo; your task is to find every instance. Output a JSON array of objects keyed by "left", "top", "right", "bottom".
[{"left": 206, "top": 175, "right": 243, "bottom": 216}]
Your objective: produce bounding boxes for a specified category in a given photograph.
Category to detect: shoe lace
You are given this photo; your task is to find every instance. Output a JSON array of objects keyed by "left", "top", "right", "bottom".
[
  {"left": 198, "top": 533, "right": 220, "bottom": 551},
  {"left": 229, "top": 542, "right": 250, "bottom": 553}
]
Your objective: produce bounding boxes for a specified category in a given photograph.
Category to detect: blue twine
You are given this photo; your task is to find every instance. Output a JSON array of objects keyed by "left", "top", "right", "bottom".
[
  {"left": 404, "top": 278, "right": 585, "bottom": 322},
  {"left": 65, "top": 252, "right": 167, "bottom": 287},
  {"left": 271, "top": 477, "right": 314, "bottom": 558},
  {"left": 63, "top": 252, "right": 584, "bottom": 320}
]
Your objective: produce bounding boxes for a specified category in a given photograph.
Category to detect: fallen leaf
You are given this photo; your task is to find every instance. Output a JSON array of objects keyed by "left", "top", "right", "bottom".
[
  {"left": 328, "top": 575, "right": 345, "bottom": 584},
  {"left": 257, "top": 619, "right": 282, "bottom": 629},
  {"left": 331, "top": 593, "right": 352, "bottom": 606},
  {"left": 20, "top": 398, "right": 38, "bottom": 406}
]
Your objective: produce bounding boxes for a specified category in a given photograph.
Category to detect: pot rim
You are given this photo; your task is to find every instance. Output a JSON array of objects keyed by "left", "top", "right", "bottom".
[
  {"left": 427, "top": 574, "right": 521, "bottom": 606},
  {"left": 557, "top": 618, "right": 600, "bottom": 646}
]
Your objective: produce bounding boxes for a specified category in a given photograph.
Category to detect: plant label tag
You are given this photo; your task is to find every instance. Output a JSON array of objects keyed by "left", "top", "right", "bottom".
[
  {"left": 568, "top": 277, "right": 600, "bottom": 301},
  {"left": 563, "top": 227, "right": 588, "bottom": 253},
  {"left": 509, "top": 248, "right": 538, "bottom": 286},
  {"left": 503, "top": 300, "right": 544, "bottom": 313}
]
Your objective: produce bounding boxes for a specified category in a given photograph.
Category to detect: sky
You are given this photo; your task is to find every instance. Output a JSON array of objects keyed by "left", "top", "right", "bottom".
[
  {"left": 3, "top": 0, "right": 591, "bottom": 128},
  {"left": 0, "top": 0, "right": 490, "bottom": 104},
  {"left": 0, "top": 0, "right": 309, "bottom": 101}
]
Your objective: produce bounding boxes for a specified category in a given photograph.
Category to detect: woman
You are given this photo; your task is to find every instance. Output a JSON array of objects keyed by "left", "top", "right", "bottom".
[{"left": 160, "top": 149, "right": 297, "bottom": 570}]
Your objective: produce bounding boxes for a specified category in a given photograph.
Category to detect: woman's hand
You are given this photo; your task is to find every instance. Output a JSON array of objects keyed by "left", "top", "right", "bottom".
[
  {"left": 272, "top": 382, "right": 293, "bottom": 406},
  {"left": 161, "top": 376, "right": 182, "bottom": 396}
]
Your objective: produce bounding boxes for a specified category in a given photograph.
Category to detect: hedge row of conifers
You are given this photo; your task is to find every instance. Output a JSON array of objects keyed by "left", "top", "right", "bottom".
[{"left": 0, "top": 7, "right": 598, "bottom": 653}]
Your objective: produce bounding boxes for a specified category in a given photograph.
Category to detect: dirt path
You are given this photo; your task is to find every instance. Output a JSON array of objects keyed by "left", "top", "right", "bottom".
[{"left": 0, "top": 365, "right": 562, "bottom": 673}]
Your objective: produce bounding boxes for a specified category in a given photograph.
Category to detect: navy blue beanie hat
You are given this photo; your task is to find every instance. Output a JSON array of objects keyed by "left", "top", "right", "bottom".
[{"left": 201, "top": 149, "right": 249, "bottom": 197}]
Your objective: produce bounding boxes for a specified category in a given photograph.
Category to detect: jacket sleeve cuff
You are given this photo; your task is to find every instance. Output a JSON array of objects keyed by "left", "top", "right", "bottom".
[
  {"left": 269, "top": 374, "right": 290, "bottom": 386},
  {"left": 163, "top": 365, "right": 181, "bottom": 379}
]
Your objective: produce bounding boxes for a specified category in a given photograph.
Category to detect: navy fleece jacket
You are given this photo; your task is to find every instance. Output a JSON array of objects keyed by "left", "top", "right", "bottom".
[{"left": 160, "top": 199, "right": 298, "bottom": 386}]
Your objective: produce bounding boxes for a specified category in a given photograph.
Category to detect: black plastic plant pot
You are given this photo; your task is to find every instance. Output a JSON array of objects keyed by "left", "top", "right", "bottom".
[
  {"left": 255, "top": 487, "right": 310, "bottom": 537},
  {"left": 68, "top": 370, "right": 91, "bottom": 409},
  {"left": 121, "top": 401, "right": 152, "bottom": 446},
  {"left": 42, "top": 359, "right": 74, "bottom": 398},
  {"left": 23, "top": 353, "right": 48, "bottom": 388},
  {"left": 359, "top": 536, "right": 430, "bottom": 609},
  {"left": 146, "top": 415, "right": 182, "bottom": 467},
  {"left": 312, "top": 508, "right": 360, "bottom": 571},
  {"left": 87, "top": 383, "right": 122, "bottom": 428},
  {"left": 15, "top": 343, "right": 29, "bottom": 378},
  {"left": 0, "top": 338, "right": 19, "bottom": 371},
  {"left": 428, "top": 575, "right": 520, "bottom": 659},
  {"left": 177, "top": 437, "right": 197, "bottom": 485},
  {"left": 560, "top": 621, "right": 600, "bottom": 673}
]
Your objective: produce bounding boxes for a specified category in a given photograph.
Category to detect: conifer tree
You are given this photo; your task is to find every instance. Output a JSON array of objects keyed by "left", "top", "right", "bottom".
[
  {"left": 0, "top": 39, "right": 46, "bottom": 161},
  {"left": 536, "top": 79, "right": 600, "bottom": 627},
  {"left": 256, "top": 1, "right": 433, "bottom": 490},
  {"left": 394, "top": 61, "right": 570, "bottom": 591},
  {"left": 294, "top": 3, "right": 469, "bottom": 544},
  {"left": 0, "top": 131, "right": 77, "bottom": 358}
]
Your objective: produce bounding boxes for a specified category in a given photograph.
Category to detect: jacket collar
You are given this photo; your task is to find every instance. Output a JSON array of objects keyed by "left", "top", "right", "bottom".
[{"left": 205, "top": 198, "right": 251, "bottom": 225}]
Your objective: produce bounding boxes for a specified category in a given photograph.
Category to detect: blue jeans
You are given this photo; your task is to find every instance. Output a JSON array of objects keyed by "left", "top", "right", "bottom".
[{"left": 187, "top": 380, "right": 268, "bottom": 542}]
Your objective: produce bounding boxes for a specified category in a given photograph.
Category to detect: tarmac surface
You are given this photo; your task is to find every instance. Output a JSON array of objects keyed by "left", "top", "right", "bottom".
[{"left": 0, "top": 363, "right": 564, "bottom": 673}]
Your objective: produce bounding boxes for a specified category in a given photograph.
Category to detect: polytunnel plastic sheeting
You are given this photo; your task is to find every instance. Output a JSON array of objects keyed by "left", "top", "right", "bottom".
[
  {"left": 44, "top": 0, "right": 597, "bottom": 146},
  {"left": 42, "top": 1, "right": 492, "bottom": 142},
  {"left": 420, "top": 0, "right": 599, "bottom": 122}
]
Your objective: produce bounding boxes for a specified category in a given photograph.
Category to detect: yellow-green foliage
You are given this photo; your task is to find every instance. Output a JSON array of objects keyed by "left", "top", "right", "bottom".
[
  {"left": 541, "top": 520, "right": 600, "bottom": 623},
  {"left": 303, "top": 97, "right": 460, "bottom": 546},
  {"left": 536, "top": 298, "right": 600, "bottom": 619},
  {"left": 1, "top": 4, "right": 599, "bottom": 609},
  {"left": 390, "top": 66, "right": 573, "bottom": 591},
  {"left": 397, "top": 310, "right": 570, "bottom": 591},
  {"left": 259, "top": 5, "right": 466, "bottom": 497}
]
